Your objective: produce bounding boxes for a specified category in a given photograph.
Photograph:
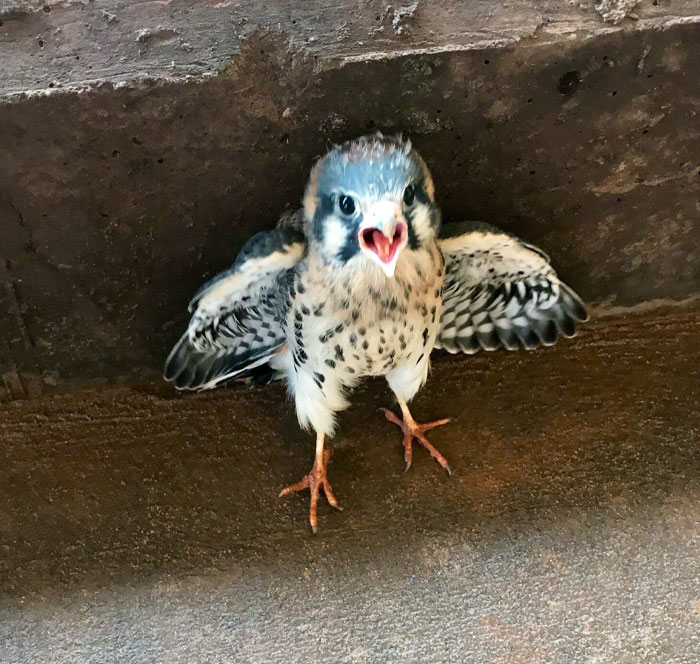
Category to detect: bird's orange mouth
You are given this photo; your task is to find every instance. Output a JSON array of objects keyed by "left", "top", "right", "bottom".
[{"left": 359, "top": 222, "right": 408, "bottom": 265}]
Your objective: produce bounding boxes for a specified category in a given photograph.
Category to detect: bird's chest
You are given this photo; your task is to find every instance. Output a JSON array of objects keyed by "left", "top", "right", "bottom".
[{"left": 287, "top": 247, "right": 443, "bottom": 380}]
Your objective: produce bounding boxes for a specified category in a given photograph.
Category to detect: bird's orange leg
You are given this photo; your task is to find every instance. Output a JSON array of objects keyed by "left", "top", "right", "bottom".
[
  {"left": 279, "top": 431, "right": 342, "bottom": 533},
  {"left": 382, "top": 398, "right": 451, "bottom": 475}
]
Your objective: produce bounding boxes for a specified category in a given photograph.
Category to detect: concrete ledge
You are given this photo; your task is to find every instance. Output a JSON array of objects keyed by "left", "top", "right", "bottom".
[
  {"left": 2, "top": 1, "right": 699, "bottom": 98},
  {"left": 1, "top": 307, "right": 699, "bottom": 662}
]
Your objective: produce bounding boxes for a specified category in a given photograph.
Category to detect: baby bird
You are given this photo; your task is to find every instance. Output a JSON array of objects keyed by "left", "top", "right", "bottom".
[{"left": 164, "top": 134, "right": 588, "bottom": 532}]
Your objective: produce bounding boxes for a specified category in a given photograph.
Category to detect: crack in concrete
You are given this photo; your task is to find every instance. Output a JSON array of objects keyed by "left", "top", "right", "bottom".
[
  {"left": 0, "top": 256, "right": 31, "bottom": 400},
  {"left": 2, "top": 205, "right": 35, "bottom": 352}
]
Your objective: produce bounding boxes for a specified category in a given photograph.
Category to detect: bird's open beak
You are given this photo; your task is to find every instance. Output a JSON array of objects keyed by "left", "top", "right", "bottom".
[{"left": 358, "top": 200, "right": 408, "bottom": 277}]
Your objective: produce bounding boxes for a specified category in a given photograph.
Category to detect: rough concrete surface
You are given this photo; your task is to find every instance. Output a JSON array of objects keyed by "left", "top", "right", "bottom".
[
  {"left": 1, "top": 307, "right": 699, "bottom": 663},
  {"left": 2, "top": 1, "right": 699, "bottom": 97},
  {"left": 2, "top": 16, "right": 700, "bottom": 395}
]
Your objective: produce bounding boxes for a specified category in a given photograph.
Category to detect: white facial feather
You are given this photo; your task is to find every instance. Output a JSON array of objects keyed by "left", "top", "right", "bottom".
[
  {"left": 321, "top": 215, "right": 350, "bottom": 262},
  {"left": 410, "top": 203, "right": 435, "bottom": 246}
]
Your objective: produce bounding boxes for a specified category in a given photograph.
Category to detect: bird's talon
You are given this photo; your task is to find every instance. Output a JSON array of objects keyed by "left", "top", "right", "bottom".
[
  {"left": 385, "top": 406, "right": 451, "bottom": 474},
  {"left": 382, "top": 408, "right": 403, "bottom": 427},
  {"left": 280, "top": 443, "right": 340, "bottom": 532}
]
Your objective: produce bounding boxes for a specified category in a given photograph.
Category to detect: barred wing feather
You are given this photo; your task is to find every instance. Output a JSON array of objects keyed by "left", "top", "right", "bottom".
[
  {"left": 436, "top": 222, "right": 588, "bottom": 355},
  {"left": 163, "top": 226, "right": 305, "bottom": 390}
]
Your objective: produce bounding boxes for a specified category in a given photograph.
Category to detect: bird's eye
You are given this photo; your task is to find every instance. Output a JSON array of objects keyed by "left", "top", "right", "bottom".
[
  {"left": 403, "top": 185, "right": 415, "bottom": 207},
  {"left": 338, "top": 194, "right": 356, "bottom": 216}
]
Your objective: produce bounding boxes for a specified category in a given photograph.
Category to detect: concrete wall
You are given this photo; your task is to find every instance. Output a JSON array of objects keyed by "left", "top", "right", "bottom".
[{"left": 1, "top": 1, "right": 700, "bottom": 397}]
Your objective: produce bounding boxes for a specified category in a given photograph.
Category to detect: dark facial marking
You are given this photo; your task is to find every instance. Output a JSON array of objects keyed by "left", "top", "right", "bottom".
[
  {"left": 313, "top": 193, "right": 362, "bottom": 263},
  {"left": 404, "top": 182, "right": 439, "bottom": 250}
]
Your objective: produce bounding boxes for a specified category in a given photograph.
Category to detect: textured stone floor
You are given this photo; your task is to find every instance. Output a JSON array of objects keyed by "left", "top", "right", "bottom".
[{"left": 1, "top": 307, "right": 699, "bottom": 663}]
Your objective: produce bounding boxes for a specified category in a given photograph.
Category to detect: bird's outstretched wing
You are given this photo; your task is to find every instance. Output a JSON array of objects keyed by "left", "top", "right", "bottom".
[
  {"left": 435, "top": 222, "right": 588, "bottom": 354},
  {"left": 164, "top": 225, "right": 306, "bottom": 390}
]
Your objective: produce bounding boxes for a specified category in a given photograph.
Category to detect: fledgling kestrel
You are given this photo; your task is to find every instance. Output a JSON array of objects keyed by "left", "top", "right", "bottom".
[{"left": 164, "top": 134, "right": 588, "bottom": 532}]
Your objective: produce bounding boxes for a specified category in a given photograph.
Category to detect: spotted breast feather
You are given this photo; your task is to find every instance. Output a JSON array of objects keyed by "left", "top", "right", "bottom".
[
  {"left": 163, "top": 224, "right": 305, "bottom": 390},
  {"left": 435, "top": 222, "right": 588, "bottom": 355}
]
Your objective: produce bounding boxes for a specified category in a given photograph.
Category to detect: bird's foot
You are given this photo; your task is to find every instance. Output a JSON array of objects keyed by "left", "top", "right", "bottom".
[
  {"left": 279, "top": 447, "right": 343, "bottom": 533},
  {"left": 382, "top": 408, "right": 451, "bottom": 475}
]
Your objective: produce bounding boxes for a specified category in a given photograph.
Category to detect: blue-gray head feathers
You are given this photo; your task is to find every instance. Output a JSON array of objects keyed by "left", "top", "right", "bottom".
[{"left": 303, "top": 133, "right": 440, "bottom": 272}]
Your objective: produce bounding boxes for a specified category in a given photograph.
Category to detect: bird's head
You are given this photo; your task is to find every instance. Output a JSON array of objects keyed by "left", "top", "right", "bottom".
[{"left": 303, "top": 133, "right": 440, "bottom": 277}]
